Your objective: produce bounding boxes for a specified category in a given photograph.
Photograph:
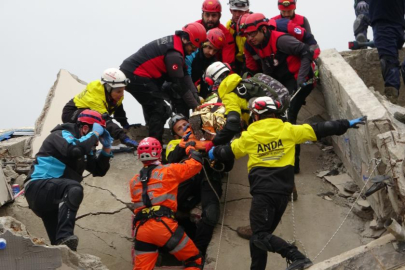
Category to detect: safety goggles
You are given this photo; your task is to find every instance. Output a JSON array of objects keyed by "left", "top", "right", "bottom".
[
  {"left": 233, "top": 2, "right": 248, "bottom": 8},
  {"left": 102, "top": 78, "right": 130, "bottom": 86},
  {"left": 278, "top": 0, "right": 296, "bottom": 7}
]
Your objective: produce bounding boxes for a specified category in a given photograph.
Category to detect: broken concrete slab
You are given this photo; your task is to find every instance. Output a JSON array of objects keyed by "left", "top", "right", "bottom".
[
  {"left": 0, "top": 216, "right": 108, "bottom": 270},
  {"left": 324, "top": 174, "right": 354, "bottom": 197},
  {"left": 0, "top": 166, "right": 13, "bottom": 207},
  {"left": 0, "top": 136, "right": 31, "bottom": 157},
  {"left": 31, "top": 70, "right": 88, "bottom": 157}
]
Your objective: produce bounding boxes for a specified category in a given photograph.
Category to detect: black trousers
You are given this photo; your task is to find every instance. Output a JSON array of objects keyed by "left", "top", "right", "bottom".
[
  {"left": 249, "top": 193, "right": 290, "bottom": 270},
  {"left": 121, "top": 71, "right": 171, "bottom": 143},
  {"left": 25, "top": 179, "right": 83, "bottom": 245},
  {"left": 177, "top": 163, "right": 223, "bottom": 256}
]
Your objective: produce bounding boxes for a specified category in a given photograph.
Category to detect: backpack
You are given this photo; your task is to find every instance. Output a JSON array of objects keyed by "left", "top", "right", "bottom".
[{"left": 235, "top": 73, "right": 291, "bottom": 114}]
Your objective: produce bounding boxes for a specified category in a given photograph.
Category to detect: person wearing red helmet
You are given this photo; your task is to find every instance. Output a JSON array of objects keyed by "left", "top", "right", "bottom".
[
  {"left": 197, "top": 0, "right": 236, "bottom": 70},
  {"left": 24, "top": 109, "right": 113, "bottom": 251},
  {"left": 120, "top": 22, "right": 207, "bottom": 143},
  {"left": 185, "top": 27, "right": 227, "bottom": 99},
  {"left": 242, "top": 13, "right": 316, "bottom": 175},
  {"left": 226, "top": 0, "right": 250, "bottom": 74},
  {"left": 130, "top": 137, "right": 204, "bottom": 270},
  {"left": 273, "top": 0, "right": 312, "bottom": 34}
]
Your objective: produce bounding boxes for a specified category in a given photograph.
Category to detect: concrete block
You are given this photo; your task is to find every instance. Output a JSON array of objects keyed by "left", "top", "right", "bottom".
[
  {"left": 31, "top": 70, "right": 87, "bottom": 157},
  {"left": 0, "top": 167, "right": 13, "bottom": 207},
  {"left": 0, "top": 137, "right": 31, "bottom": 157}
]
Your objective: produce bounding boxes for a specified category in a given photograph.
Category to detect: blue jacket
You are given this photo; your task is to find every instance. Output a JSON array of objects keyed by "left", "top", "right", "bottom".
[{"left": 370, "top": 0, "right": 405, "bottom": 27}]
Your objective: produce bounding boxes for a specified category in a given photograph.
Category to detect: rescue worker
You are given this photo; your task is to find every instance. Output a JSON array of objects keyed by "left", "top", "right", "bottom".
[
  {"left": 208, "top": 96, "right": 367, "bottom": 270},
  {"left": 272, "top": 0, "right": 313, "bottom": 33},
  {"left": 120, "top": 22, "right": 207, "bottom": 143},
  {"left": 185, "top": 28, "right": 227, "bottom": 99},
  {"left": 242, "top": 13, "right": 315, "bottom": 175},
  {"left": 130, "top": 137, "right": 204, "bottom": 269},
  {"left": 225, "top": 0, "right": 250, "bottom": 74},
  {"left": 369, "top": 0, "right": 405, "bottom": 105},
  {"left": 166, "top": 114, "right": 227, "bottom": 257},
  {"left": 352, "top": 0, "right": 371, "bottom": 44},
  {"left": 62, "top": 68, "right": 139, "bottom": 148},
  {"left": 197, "top": 0, "right": 236, "bottom": 69},
  {"left": 24, "top": 110, "right": 113, "bottom": 251}
]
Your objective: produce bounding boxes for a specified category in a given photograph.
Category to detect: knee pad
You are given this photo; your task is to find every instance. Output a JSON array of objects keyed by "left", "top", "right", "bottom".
[
  {"left": 225, "top": 112, "right": 242, "bottom": 132},
  {"left": 353, "top": 14, "right": 370, "bottom": 36},
  {"left": 202, "top": 203, "right": 220, "bottom": 227},
  {"left": 63, "top": 186, "right": 84, "bottom": 211},
  {"left": 380, "top": 56, "right": 400, "bottom": 80}
]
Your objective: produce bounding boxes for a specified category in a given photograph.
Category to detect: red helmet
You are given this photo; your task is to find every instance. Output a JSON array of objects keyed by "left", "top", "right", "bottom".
[
  {"left": 202, "top": 0, "right": 222, "bottom": 13},
  {"left": 237, "top": 13, "right": 250, "bottom": 36},
  {"left": 205, "top": 28, "right": 226, "bottom": 50},
  {"left": 137, "top": 137, "right": 162, "bottom": 163},
  {"left": 278, "top": 0, "right": 296, "bottom": 11},
  {"left": 240, "top": 13, "right": 269, "bottom": 34},
  {"left": 268, "top": 18, "right": 277, "bottom": 29},
  {"left": 77, "top": 109, "right": 106, "bottom": 127},
  {"left": 182, "top": 22, "right": 207, "bottom": 48}
]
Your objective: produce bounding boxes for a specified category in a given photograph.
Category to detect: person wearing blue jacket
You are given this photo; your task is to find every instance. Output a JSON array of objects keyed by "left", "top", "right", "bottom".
[{"left": 24, "top": 110, "right": 113, "bottom": 251}]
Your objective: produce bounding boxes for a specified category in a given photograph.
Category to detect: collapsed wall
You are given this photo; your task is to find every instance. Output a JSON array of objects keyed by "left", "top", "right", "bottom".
[{"left": 319, "top": 48, "right": 405, "bottom": 227}]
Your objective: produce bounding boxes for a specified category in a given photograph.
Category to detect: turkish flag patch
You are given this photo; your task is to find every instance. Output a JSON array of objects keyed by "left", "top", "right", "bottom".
[{"left": 172, "top": 64, "right": 178, "bottom": 70}]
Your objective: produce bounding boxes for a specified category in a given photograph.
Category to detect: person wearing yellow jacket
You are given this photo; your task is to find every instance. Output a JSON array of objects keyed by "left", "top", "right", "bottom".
[
  {"left": 62, "top": 68, "right": 139, "bottom": 148},
  {"left": 203, "top": 61, "right": 288, "bottom": 148},
  {"left": 226, "top": 0, "right": 250, "bottom": 74},
  {"left": 208, "top": 96, "right": 366, "bottom": 270}
]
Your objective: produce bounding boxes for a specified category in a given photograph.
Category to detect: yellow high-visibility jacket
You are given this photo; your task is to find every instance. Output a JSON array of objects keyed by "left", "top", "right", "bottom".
[{"left": 225, "top": 20, "right": 246, "bottom": 63}]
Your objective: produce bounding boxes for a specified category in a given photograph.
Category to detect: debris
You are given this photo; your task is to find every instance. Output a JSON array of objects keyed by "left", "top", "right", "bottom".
[
  {"left": 322, "top": 146, "right": 334, "bottom": 151},
  {"left": 357, "top": 198, "right": 371, "bottom": 209},
  {"left": 317, "top": 171, "right": 330, "bottom": 178},
  {"left": 352, "top": 203, "right": 374, "bottom": 220},
  {"left": 324, "top": 174, "right": 355, "bottom": 198},
  {"left": 323, "top": 196, "right": 333, "bottom": 201},
  {"left": 344, "top": 182, "right": 360, "bottom": 194},
  {"left": 2, "top": 165, "right": 18, "bottom": 181}
]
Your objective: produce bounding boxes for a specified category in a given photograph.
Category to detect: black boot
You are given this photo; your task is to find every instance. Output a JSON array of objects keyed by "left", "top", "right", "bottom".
[
  {"left": 284, "top": 246, "right": 313, "bottom": 270},
  {"left": 57, "top": 235, "right": 79, "bottom": 251}
]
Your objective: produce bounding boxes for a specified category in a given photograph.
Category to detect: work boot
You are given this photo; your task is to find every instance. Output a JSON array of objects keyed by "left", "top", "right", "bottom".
[
  {"left": 384, "top": 86, "right": 399, "bottom": 104},
  {"left": 236, "top": 225, "right": 253, "bottom": 240},
  {"left": 394, "top": 112, "right": 405, "bottom": 124},
  {"left": 57, "top": 235, "right": 79, "bottom": 251},
  {"left": 284, "top": 246, "right": 313, "bottom": 270}
]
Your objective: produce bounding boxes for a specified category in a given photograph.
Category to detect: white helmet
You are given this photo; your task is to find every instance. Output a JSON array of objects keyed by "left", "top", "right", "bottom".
[
  {"left": 249, "top": 96, "right": 283, "bottom": 115},
  {"left": 204, "top": 62, "right": 231, "bottom": 86},
  {"left": 229, "top": 0, "right": 249, "bottom": 11},
  {"left": 101, "top": 68, "right": 129, "bottom": 88}
]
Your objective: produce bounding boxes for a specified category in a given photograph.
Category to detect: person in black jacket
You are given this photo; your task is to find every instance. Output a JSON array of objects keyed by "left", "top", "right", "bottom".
[
  {"left": 369, "top": 0, "right": 405, "bottom": 104},
  {"left": 24, "top": 110, "right": 113, "bottom": 251}
]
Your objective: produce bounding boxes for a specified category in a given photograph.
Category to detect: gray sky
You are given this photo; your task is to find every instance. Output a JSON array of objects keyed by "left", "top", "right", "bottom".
[{"left": 0, "top": 0, "right": 360, "bottom": 129}]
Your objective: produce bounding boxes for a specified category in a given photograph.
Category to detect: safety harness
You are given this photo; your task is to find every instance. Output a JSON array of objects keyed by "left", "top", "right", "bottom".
[{"left": 132, "top": 166, "right": 203, "bottom": 268}]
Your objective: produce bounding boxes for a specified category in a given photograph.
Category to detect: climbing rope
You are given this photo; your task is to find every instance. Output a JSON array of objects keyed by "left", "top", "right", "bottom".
[
  {"left": 288, "top": 193, "right": 309, "bottom": 257},
  {"left": 214, "top": 172, "right": 230, "bottom": 270},
  {"left": 312, "top": 158, "right": 381, "bottom": 261}
]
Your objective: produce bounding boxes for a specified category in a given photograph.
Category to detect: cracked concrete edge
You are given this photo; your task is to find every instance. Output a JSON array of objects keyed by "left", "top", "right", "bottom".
[
  {"left": 319, "top": 49, "right": 395, "bottom": 221},
  {"left": 0, "top": 216, "right": 109, "bottom": 270},
  {"left": 310, "top": 234, "right": 395, "bottom": 270}
]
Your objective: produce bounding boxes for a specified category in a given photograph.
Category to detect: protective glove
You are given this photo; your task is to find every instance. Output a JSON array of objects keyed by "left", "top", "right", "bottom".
[
  {"left": 208, "top": 147, "right": 216, "bottom": 160},
  {"left": 356, "top": 1, "right": 369, "bottom": 13},
  {"left": 92, "top": 123, "right": 104, "bottom": 136},
  {"left": 349, "top": 116, "right": 367, "bottom": 129},
  {"left": 123, "top": 124, "right": 142, "bottom": 129},
  {"left": 185, "top": 141, "right": 196, "bottom": 155},
  {"left": 123, "top": 137, "right": 139, "bottom": 149},
  {"left": 205, "top": 141, "right": 214, "bottom": 152},
  {"left": 99, "top": 129, "right": 113, "bottom": 148}
]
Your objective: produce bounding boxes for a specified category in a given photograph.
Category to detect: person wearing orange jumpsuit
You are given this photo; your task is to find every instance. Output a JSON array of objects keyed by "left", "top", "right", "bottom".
[{"left": 129, "top": 137, "right": 204, "bottom": 270}]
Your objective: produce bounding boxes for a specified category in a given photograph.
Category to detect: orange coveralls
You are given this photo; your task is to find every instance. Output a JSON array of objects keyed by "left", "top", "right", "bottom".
[{"left": 130, "top": 158, "right": 203, "bottom": 270}]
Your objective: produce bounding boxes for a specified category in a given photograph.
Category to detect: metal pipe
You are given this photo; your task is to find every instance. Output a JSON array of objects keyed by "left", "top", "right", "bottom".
[{"left": 385, "top": 218, "right": 405, "bottom": 242}]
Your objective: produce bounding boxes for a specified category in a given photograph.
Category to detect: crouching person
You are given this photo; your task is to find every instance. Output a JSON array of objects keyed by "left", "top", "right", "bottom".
[
  {"left": 209, "top": 96, "right": 366, "bottom": 270},
  {"left": 24, "top": 110, "right": 113, "bottom": 251},
  {"left": 130, "top": 137, "right": 204, "bottom": 270}
]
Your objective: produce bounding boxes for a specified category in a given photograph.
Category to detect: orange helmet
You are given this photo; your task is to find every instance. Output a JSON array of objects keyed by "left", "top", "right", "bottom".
[
  {"left": 205, "top": 28, "right": 226, "bottom": 50},
  {"left": 202, "top": 0, "right": 222, "bottom": 13},
  {"left": 278, "top": 0, "right": 296, "bottom": 11},
  {"left": 239, "top": 13, "right": 269, "bottom": 34},
  {"left": 182, "top": 22, "right": 207, "bottom": 47}
]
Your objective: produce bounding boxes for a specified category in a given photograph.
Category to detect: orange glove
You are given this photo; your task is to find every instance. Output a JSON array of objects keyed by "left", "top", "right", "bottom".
[{"left": 185, "top": 141, "right": 196, "bottom": 155}]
